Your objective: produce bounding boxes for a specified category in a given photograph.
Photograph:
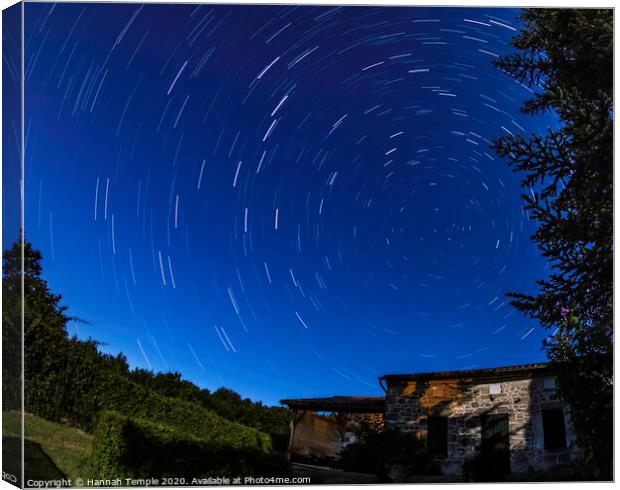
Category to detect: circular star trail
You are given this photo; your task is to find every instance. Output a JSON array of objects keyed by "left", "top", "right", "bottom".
[{"left": 23, "top": 4, "right": 555, "bottom": 403}]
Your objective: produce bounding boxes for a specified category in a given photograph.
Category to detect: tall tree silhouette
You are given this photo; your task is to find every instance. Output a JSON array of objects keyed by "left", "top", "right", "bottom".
[
  {"left": 3, "top": 235, "right": 73, "bottom": 418},
  {"left": 492, "top": 9, "right": 612, "bottom": 479},
  {"left": 2, "top": 235, "right": 25, "bottom": 410}
]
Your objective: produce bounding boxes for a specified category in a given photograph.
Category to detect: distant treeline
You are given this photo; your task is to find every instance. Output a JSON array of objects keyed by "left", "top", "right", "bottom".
[{"left": 2, "top": 238, "right": 290, "bottom": 454}]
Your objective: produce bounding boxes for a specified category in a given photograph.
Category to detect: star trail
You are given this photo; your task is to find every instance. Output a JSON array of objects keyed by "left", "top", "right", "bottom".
[{"left": 20, "top": 4, "right": 556, "bottom": 405}]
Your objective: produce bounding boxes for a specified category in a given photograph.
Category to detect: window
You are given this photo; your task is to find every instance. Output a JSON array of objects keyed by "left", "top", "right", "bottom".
[
  {"left": 543, "top": 377, "right": 556, "bottom": 390},
  {"left": 488, "top": 383, "right": 502, "bottom": 395},
  {"left": 542, "top": 408, "right": 566, "bottom": 449},
  {"left": 427, "top": 416, "right": 448, "bottom": 456}
]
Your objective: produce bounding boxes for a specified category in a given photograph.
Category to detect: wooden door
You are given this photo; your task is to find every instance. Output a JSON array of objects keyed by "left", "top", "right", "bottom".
[{"left": 480, "top": 413, "right": 510, "bottom": 474}]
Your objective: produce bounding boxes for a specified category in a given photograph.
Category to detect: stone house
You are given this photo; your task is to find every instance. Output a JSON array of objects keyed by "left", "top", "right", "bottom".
[
  {"left": 282, "top": 362, "right": 581, "bottom": 476},
  {"left": 381, "top": 362, "right": 581, "bottom": 475}
]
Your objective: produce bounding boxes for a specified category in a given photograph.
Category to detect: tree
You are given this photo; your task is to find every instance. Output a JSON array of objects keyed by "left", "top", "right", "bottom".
[
  {"left": 2, "top": 236, "right": 24, "bottom": 410},
  {"left": 3, "top": 235, "right": 77, "bottom": 419},
  {"left": 492, "top": 9, "right": 612, "bottom": 479},
  {"left": 4, "top": 235, "right": 73, "bottom": 413}
]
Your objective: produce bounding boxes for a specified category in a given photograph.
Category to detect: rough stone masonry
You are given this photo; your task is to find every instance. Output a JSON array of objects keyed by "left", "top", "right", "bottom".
[{"left": 381, "top": 363, "right": 582, "bottom": 475}]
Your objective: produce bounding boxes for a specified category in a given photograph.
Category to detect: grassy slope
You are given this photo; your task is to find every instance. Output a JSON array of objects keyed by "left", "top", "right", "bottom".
[{"left": 3, "top": 411, "right": 93, "bottom": 481}]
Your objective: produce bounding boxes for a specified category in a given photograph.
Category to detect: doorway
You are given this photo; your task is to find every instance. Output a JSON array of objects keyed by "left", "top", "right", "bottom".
[{"left": 480, "top": 413, "right": 510, "bottom": 474}]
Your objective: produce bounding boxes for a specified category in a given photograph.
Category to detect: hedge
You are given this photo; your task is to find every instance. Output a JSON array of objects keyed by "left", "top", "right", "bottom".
[
  {"left": 90, "top": 411, "right": 290, "bottom": 480},
  {"left": 102, "top": 382, "right": 273, "bottom": 450},
  {"left": 25, "top": 338, "right": 273, "bottom": 451}
]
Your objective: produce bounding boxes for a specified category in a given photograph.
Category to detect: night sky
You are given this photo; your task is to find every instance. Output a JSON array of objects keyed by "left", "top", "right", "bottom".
[{"left": 17, "top": 3, "right": 557, "bottom": 405}]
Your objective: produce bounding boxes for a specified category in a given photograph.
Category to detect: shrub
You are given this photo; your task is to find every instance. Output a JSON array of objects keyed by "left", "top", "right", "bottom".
[
  {"left": 461, "top": 447, "right": 510, "bottom": 482},
  {"left": 90, "top": 411, "right": 290, "bottom": 480},
  {"left": 104, "top": 386, "right": 273, "bottom": 451},
  {"left": 337, "top": 422, "right": 440, "bottom": 482},
  {"left": 89, "top": 411, "right": 130, "bottom": 479}
]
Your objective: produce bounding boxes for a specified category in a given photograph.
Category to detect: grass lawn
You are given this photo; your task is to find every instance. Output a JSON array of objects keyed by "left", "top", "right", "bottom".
[{"left": 3, "top": 411, "right": 93, "bottom": 483}]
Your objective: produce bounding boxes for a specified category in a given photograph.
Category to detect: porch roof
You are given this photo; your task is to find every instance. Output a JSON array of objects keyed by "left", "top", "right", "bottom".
[{"left": 280, "top": 395, "right": 385, "bottom": 413}]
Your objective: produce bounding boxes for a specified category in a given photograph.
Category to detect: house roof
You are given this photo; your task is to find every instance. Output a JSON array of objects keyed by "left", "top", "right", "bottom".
[
  {"left": 379, "top": 362, "right": 553, "bottom": 385},
  {"left": 280, "top": 363, "right": 554, "bottom": 411},
  {"left": 280, "top": 395, "right": 385, "bottom": 413}
]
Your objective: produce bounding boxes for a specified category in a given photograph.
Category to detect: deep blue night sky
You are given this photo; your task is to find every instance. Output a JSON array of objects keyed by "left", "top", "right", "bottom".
[{"left": 17, "top": 3, "right": 557, "bottom": 405}]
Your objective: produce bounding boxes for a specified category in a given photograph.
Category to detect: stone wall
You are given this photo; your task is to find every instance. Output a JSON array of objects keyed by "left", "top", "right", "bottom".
[{"left": 384, "top": 375, "right": 581, "bottom": 475}]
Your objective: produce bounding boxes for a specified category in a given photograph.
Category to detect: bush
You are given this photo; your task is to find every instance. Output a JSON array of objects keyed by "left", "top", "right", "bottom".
[
  {"left": 104, "top": 385, "right": 273, "bottom": 450},
  {"left": 90, "top": 411, "right": 290, "bottom": 480},
  {"left": 25, "top": 336, "right": 274, "bottom": 452},
  {"left": 130, "top": 373, "right": 291, "bottom": 452},
  {"left": 461, "top": 447, "right": 510, "bottom": 482},
  {"left": 337, "top": 422, "right": 440, "bottom": 482}
]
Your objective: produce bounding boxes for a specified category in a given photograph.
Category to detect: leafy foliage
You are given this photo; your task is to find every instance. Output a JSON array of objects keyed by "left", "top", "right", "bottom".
[
  {"left": 106, "top": 385, "right": 273, "bottom": 450},
  {"left": 90, "top": 411, "right": 289, "bottom": 480},
  {"left": 4, "top": 236, "right": 74, "bottom": 411},
  {"left": 491, "top": 9, "right": 612, "bottom": 479},
  {"left": 337, "top": 421, "right": 440, "bottom": 482},
  {"left": 2, "top": 239, "right": 23, "bottom": 410},
  {"left": 127, "top": 371, "right": 290, "bottom": 451},
  {"left": 461, "top": 448, "right": 510, "bottom": 482}
]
